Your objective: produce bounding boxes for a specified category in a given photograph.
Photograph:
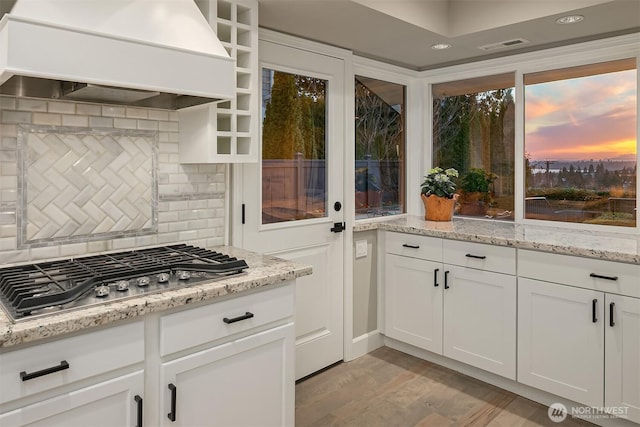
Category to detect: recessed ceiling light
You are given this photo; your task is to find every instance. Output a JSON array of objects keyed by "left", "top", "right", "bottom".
[
  {"left": 431, "top": 43, "right": 451, "bottom": 50},
  {"left": 555, "top": 15, "right": 584, "bottom": 24}
]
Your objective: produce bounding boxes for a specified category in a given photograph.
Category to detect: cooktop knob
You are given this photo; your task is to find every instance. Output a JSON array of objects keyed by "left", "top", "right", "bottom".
[
  {"left": 115, "top": 280, "right": 129, "bottom": 291},
  {"left": 95, "top": 285, "right": 110, "bottom": 298}
]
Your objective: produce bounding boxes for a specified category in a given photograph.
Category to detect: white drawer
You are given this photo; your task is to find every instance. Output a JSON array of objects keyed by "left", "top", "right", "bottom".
[
  {"left": 160, "top": 283, "right": 294, "bottom": 356},
  {"left": 518, "top": 250, "right": 640, "bottom": 298},
  {"left": 385, "top": 231, "right": 442, "bottom": 261},
  {"left": 0, "top": 321, "right": 144, "bottom": 405},
  {"left": 443, "top": 239, "right": 516, "bottom": 275}
]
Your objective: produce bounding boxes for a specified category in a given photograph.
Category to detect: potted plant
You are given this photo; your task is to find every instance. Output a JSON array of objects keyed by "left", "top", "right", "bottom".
[
  {"left": 420, "top": 167, "right": 459, "bottom": 221},
  {"left": 458, "top": 168, "right": 497, "bottom": 216}
]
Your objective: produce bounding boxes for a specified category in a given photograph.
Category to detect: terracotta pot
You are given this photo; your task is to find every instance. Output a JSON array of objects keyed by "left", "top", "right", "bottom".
[{"left": 421, "top": 193, "right": 458, "bottom": 221}]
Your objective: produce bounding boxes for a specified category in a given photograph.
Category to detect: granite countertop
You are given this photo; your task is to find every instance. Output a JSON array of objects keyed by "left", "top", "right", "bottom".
[
  {"left": 355, "top": 215, "right": 640, "bottom": 265},
  {"left": 0, "top": 246, "right": 312, "bottom": 349}
]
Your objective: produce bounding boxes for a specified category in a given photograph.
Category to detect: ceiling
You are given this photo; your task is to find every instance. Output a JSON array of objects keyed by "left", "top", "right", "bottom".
[
  {"left": 258, "top": 0, "right": 640, "bottom": 70},
  {"left": 0, "top": 0, "right": 637, "bottom": 72}
]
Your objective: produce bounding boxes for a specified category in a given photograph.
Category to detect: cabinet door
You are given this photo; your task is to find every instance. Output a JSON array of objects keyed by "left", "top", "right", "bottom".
[
  {"left": 518, "top": 278, "right": 604, "bottom": 408},
  {"left": 0, "top": 371, "right": 143, "bottom": 427},
  {"left": 384, "top": 254, "right": 443, "bottom": 353},
  {"left": 443, "top": 266, "right": 516, "bottom": 379},
  {"left": 606, "top": 294, "right": 640, "bottom": 424},
  {"left": 161, "top": 323, "right": 294, "bottom": 427}
]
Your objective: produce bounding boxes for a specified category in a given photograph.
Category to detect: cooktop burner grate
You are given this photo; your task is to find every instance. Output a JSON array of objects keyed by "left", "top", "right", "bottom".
[{"left": 0, "top": 244, "right": 248, "bottom": 320}]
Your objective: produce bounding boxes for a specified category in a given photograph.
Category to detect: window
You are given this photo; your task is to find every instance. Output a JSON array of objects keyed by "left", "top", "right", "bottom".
[
  {"left": 432, "top": 73, "right": 515, "bottom": 220},
  {"left": 524, "top": 59, "right": 637, "bottom": 227},
  {"left": 261, "top": 69, "right": 327, "bottom": 224},
  {"left": 355, "top": 76, "right": 405, "bottom": 219}
]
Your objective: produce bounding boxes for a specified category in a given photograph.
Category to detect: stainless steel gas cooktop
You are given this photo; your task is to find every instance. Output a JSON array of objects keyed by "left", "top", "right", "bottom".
[{"left": 0, "top": 244, "right": 248, "bottom": 321}]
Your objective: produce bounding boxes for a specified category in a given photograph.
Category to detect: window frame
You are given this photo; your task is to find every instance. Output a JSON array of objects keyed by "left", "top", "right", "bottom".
[
  {"left": 352, "top": 57, "right": 417, "bottom": 223},
  {"left": 422, "top": 34, "right": 639, "bottom": 234}
]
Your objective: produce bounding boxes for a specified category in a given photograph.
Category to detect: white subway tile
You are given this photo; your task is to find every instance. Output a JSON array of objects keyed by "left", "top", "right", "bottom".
[
  {"left": 148, "top": 110, "right": 169, "bottom": 121},
  {"left": 169, "top": 222, "right": 189, "bottom": 232},
  {"left": 33, "top": 112, "right": 62, "bottom": 126},
  {"left": 89, "top": 116, "right": 114, "bottom": 128},
  {"left": 114, "top": 118, "right": 137, "bottom": 129},
  {"left": 60, "top": 242, "right": 88, "bottom": 257},
  {"left": 2, "top": 111, "right": 31, "bottom": 124},
  {"left": 87, "top": 240, "right": 112, "bottom": 253},
  {"left": 30, "top": 245, "right": 61, "bottom": 261},
  {"left": 137, "top": 119, "right": 158, "bottom": 130},
  {"left": 112, "top": 237, "right": 137, "bottom": 249},
  {"left": 48, "top": 101, "right": 76, "bottom": 114},
  {"left": 76, "top": 103, "right": 102, "bottom": 116},
  {"left": 62, "top": 114, "right": 89, "bottom": 127},
  {"left": 126, "top": 107, "right": 148, "bottom": 119},
  {"left": 0, "top": 96, "right": 16, "bottom": 110},
  {"left": 178, "top": 230, "right": 198, "bottom": 241},
  {"left": 102, "top": 106, "right": 126, "bottom": 117},
  {"left": 17, "top": 98, "right": 47, "bottom": 112},
  {"left": 159, "top": 121, "right": 179, "bottom": 132},
  {"left": 158, "top": 232, "right": 179, "bottom": 244}
]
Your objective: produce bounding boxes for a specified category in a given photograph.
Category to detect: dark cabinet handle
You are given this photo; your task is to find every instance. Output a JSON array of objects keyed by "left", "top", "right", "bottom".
[
  {"left": 402, "top": 244, "right": 419, "bottom": 249},
  {"left": 465, "top": 254, "right": 486, "bottom": 260},
  {"left": 168, "top": 383, "right": 177, "bottom": 422},
  {"left": 135, "top": 395, "right": 143, "bottom": 427},
  {"left": 592, "top": 299, "right": 598, "bottom": 323},
  {"left": 444, "top": 271, "right": 450, "bottom": 289},
  {"left": 223, "top": 311, "right": 254, "bottom": 324},
  {"left": 20, "top": 360, "right": 69, "bottom": 381},
  {"left": 610, "top": 302, "right": 615, "bottom": 327},
  {"left": 590, "top": 273, "right": 618, "bottom": 281},
  {"left": 433, "top": 268, "right": 439, "bottom": 287}
]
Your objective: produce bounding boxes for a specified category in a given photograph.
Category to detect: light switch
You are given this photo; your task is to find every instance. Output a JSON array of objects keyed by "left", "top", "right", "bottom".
[{"left": 355, "top": 240, "right": 368, "bottom": 258}]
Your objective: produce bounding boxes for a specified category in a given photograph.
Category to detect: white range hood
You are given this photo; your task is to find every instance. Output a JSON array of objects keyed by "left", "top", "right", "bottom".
[{"left": 0, "top": 0, "right": 235, "bottom": 109}]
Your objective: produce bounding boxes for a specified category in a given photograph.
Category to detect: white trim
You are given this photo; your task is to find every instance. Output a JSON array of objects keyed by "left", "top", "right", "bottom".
[
  {"left": 348, "top": 330, "right": 384, "bottom": 361},
  {"left": 259, "top": 28, "right": 351, "bottom": 61}
]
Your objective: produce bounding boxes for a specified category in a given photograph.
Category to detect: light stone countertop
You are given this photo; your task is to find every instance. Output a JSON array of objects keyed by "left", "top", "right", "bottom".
[
  {"left": 0, "top": 246, "right": 312, "bottom": 349},
  {"left": 355, "top": 215, "right": 640, "bottom": 265}
]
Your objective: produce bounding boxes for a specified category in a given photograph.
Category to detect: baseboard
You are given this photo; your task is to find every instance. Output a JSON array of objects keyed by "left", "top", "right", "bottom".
[
  {"left": 347, "top": 330, "right": 384, "bottom": 361},
  {"left": 384, "top": 337, "right": 639, "bottom": 427}
]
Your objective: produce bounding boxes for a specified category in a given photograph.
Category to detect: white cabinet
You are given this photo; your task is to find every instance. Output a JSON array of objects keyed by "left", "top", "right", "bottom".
[
  {"left": 181, "top": 0, "right": 259, "bottom": 163},
  {"left": 518, "top": 278, "right": 605, "bottom": 408},
  {"left": 158, "top": 283, "right": 295, "bottom": 427},
  {"left": 0, "top": 322, "right": 144, "bottom": 427},
  {"left": 443, "top": 266, "right": 516, "bottom": 380},
  {"left": 385, "top": 254, "right": 443, "bottom": 353},
  {"left": 384, "top": 232, "right": 517, "bottom": 380},
  {"left": 605, "top": 294, "right": 640, "bottom": 424},
  {"left": 0, "top": 371, "right": 144, "bottom": 427},
  {"left": 518, "top": 250, "right": 640, "bottom": 423},
  {"left": 160, "top": 323, "right": 294, "bottom": 427}
]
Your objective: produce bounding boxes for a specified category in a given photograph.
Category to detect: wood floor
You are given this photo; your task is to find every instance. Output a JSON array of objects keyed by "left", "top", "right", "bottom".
[{"left": 295, "top": 347, "right": 594, "bottom": 427}]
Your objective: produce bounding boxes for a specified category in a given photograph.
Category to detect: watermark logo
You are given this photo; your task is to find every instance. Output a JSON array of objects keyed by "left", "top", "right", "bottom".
[
  {"left": 548, "top": 402, "right": 629, "bottom": 422},
  {"left": 548, "top": 403, "right": 568, "bottom": 423}
]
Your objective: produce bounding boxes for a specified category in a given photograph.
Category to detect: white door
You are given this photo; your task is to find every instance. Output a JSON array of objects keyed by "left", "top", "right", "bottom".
[
  {"left": 385, "top": 254, "right": 443, "bottom": 353},
  {"left": 240, "top": 40, "right": 345, "bottom": 379},
  {"left": 443, "top": 266, "right": 516, "bottom": 380},
  {"left": 605, "top": 294, "right": 640, "bottom": 424},
  {"left": 518, "top": 278, "right": 604, "bottom": 408}
]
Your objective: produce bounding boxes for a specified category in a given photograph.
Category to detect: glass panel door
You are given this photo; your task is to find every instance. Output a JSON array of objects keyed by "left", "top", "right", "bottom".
[{"left": 261, "top": 69, "right": 327, "bottom": 224}]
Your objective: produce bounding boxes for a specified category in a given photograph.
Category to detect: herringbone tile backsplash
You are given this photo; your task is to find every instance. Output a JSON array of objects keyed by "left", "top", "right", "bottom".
[
  {"left": 0, "top": 96, "right": 226, "bottom": 264},
  {"left": 19, "top": 126, "right": 156, "bottom": 246}
]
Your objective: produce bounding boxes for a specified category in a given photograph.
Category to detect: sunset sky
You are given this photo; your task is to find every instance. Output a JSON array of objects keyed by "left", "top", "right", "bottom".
[{"left": 525, "top": 69, "right": 637, "bottom": 161}]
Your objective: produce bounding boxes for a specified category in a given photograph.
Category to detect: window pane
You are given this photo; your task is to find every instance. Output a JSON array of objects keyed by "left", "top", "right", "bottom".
[
  {"left": 355, "top": 76, "right": 405, "bottom": 219},
  {"left": 524, "top": 60, "right": 637, "bottom": 227},
  {"left": 261, "top": 69, "right": 327, "bottom": 224},
  {"left": 432, "top": 74, "right": 515, "bottom": 220}
]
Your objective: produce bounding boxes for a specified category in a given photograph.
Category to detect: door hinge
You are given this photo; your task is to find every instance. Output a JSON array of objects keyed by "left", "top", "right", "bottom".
[
  {"left": 241, "top": 203, "right": 245, "bottom": 225},
  {"left": 330, "top": 222, "right": 346, "bottom": 233}
]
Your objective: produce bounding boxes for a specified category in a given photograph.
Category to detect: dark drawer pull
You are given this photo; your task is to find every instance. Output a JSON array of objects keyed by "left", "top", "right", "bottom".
[
  {"left": 135, "top": 395, "right": 143, "bottom": 427},
  {"left": 20, "top": 360, "right": 69, "bottom": 381},
  {"left": 168, "top": 383, "right": 177, "bottom": 422},
  {"left": 592, "top": 299, "right": 598, "bottom": 323},
  {"left": 465, "top": 254, "right": 486, "bottom": 260},
  {"left": 402, "top": 244, "right": 419, "bottom": 249},
  {"left": 223, "top": 311, "right": 254, "bottom": 324},
  {"left": 444, "top": 270, "right": 450, "bottom": 289},
  {"left": 433, "top": 268, "right": 439, "bottom": 287},
  {"left": 589, "top": 273, "right": 618, "bottom": 281},
  {"left": 610, "top": 302, "right": 615, "bottom": 327}
]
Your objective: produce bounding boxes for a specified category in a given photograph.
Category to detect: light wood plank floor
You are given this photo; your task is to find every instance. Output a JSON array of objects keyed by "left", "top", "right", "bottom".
[{"left": 296, "top": 347, "right": 594, "bottom": 427}]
